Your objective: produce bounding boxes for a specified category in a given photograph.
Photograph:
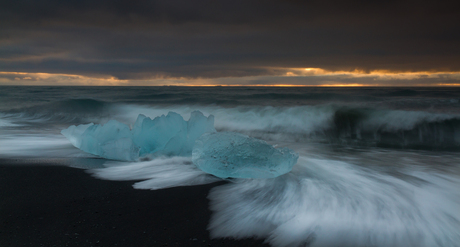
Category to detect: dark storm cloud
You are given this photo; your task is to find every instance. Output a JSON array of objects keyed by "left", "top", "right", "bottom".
[{"left": 1, "top": 0, "right": 459, "bottom": 80}]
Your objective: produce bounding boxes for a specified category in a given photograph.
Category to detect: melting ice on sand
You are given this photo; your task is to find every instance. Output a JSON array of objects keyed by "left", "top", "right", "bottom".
[
  {"left": 62, "top": 111, "right": 298, "bottom": 178},
  {"left": 193, "top": 132, "right": 298, "bottom": 178}
]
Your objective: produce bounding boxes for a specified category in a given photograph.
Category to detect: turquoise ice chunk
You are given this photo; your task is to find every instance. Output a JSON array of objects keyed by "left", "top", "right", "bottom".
[
  {"left": 61, "top": 111, "right": 215, "bottom": 161},
  {"left": 192, "top": 132, "right": 298, "bottom": 178}
]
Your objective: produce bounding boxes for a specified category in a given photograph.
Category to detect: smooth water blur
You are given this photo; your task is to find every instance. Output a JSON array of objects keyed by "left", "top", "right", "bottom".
[
  {"left": 1, "top": 86, "right": 460, "bottom": 246},
  {"left": 209, "top": 155, "right": 460, "bottom": 247}
]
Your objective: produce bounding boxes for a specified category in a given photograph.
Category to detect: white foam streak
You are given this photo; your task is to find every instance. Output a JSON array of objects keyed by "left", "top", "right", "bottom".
[
  {"left": 363, "top": 110, "right": 454, "bottom": 132},
  {"left": 208, "top": 157, "right": 460, "bottom": 247},
  {"left": 0, "top": 134, "right": 87, "bottom": 158},
  {"left": 0, "top": 116, "right": 20, "bottom": 127},
  {"left": 90, "top": 157, "right": 220, "bottom": 190}
]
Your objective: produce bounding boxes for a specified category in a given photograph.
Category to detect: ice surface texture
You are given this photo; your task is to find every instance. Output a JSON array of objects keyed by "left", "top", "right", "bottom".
[
  {"left": 192, "top": 132, "right": 299, "bottom": 178},
  {"left": 61, "top": 111, "right": 216, "bottom": 161},
  {"left": 62, "top": 111, "right": 298, "bottom": 178}
]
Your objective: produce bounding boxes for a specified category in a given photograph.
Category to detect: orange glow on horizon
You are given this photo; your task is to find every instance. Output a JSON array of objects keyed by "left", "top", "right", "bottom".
[
  {"left": 177, "top": 84, "right": 372, "bottom": 87},
  {"left": 278, "top": 67, "right": 460, "bottom": 79},
  {"left": 1, "top": 70, "right": 460, "bottom": 87},
  {"left": 436, "top": 83, "right": 460, "bottom": 86}
]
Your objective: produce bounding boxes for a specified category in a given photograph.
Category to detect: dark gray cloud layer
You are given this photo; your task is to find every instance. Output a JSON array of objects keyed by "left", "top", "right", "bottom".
[{"left": 1, "top": 0, "right": 459, "bottom": 79}]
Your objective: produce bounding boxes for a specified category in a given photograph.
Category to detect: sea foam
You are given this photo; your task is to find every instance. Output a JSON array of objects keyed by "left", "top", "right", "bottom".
[{"left": 208, "top": 156, "right": 460, "bottom": 247}]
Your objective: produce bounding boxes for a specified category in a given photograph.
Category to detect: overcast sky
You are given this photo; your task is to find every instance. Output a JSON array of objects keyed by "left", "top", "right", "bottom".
[{"left": 1, "top": 0, "right": 459, "bottom": 86}]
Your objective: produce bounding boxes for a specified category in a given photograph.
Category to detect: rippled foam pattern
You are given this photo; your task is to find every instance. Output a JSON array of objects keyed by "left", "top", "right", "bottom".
[{"left": 208, "top": 157, "right": 460, "bottom": 247}]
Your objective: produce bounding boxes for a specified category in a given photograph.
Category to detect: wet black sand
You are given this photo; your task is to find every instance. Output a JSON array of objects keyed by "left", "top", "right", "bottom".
[{"left": 0, "top": 162, "right": 268, "bottom": 247}]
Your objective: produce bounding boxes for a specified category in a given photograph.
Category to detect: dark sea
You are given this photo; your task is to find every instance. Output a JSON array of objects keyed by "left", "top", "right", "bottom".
[{"left": 1, "top": 86, "right": 460, "bottom": 247}]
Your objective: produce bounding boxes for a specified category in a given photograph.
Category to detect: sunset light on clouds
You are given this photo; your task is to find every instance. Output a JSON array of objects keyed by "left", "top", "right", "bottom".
[
  {"left": 2, "top": 69, "right": 460, "bottom": 86},
  {"left": 1, "top": 0, "right": 459, "bottom": 86}
]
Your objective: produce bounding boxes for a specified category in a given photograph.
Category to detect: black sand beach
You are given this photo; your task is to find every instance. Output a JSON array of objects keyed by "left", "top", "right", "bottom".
[
  {"left": 0, "top": 162, "right": 268, "bottom": 247},
  {"left": 2, "top": 86, "right": 460, "bottom": 246}
]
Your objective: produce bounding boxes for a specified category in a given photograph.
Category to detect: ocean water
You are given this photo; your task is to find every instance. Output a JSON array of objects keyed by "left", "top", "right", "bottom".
[{"left": 1, "top": 86, "right": 460, "bottom": 246}]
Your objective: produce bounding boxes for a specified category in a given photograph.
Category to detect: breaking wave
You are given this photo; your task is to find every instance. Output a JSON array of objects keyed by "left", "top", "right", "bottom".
[
  {"left": 113, "top": 104, "right": 460, "bottom": 150},
  {"left": 2, "top": 98, "right": 460, "bottom": 150}
]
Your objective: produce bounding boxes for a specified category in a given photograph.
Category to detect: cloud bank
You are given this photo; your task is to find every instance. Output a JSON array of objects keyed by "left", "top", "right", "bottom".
[{"left": 1, "top": 0, "right": 459, "bottom": 85}]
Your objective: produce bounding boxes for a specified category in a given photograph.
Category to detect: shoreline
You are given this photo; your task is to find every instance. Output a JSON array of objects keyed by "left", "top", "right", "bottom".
[{"left": 0, "top": 163, "right": 268, "bottom": 246}]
